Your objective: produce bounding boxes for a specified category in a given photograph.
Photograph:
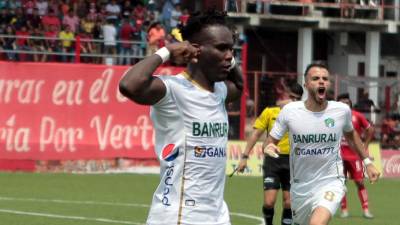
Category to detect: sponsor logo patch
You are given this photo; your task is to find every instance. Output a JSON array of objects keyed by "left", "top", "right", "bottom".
[
  {"left": 194, "top": 146, "right": 226, "bottom": 158},
  {"left": 324, "top": 118, "right": 335, "bottom": 128},
  {"left": 185, "top": 200, "right": 195, "bottom": 206},
  {"left": 264, "top": 177, "right": 275, "bottom": 183},
  {"left": 161, "top": 144, "right": 179, "bottom": 161}
]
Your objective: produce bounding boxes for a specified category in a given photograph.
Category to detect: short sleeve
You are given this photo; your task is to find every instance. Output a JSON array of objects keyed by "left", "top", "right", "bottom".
[
  {"left": 253, "top": 108, "right": 270, "bottom": 131},
  {"left": 358, "top": 112, "right": 371, "bottom": 129},
  {"left": 153, "top": 75, "right": 171, "bottom": 106},
  {"left": 343, "top": 106, "right": 354, "bottom": 132}
]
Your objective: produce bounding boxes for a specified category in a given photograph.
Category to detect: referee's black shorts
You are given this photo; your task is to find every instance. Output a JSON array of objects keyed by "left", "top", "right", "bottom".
[{"left": 262, "top": 154, "right": 290, "bottom": 191}]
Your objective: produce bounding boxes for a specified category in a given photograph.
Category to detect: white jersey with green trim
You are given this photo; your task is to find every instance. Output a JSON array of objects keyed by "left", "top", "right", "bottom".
[
  {"left": 269, "top": 101, "right": 353, "bottom": 194},
  {"left": 146, "top": 73, "right": 230, "bottom": 225}
]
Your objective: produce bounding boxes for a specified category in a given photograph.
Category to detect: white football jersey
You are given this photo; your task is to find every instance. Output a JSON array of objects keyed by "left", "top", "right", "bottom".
[
  {"left": 270, "top": 101, "right": 353, "bottom": 194},
  {"left": 146, "top": 72, "right": 230, "bottom": 225}
]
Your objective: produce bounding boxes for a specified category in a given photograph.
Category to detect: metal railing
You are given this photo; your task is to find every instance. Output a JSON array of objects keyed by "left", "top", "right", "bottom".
[
  {"left": 226, "top": 0, "right": 400, "bottom": 20},
  {"left": 0, "top": 34, "right": 147, "bottom": 64}
]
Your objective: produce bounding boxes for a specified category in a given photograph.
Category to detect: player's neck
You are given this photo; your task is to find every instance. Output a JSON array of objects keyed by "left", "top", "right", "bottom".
[
  {"left": 305, "top": 98, "right": 328, "bottom": 112},
  {"left": 186, "top": 67, "right": 214, "bottom": 92}
]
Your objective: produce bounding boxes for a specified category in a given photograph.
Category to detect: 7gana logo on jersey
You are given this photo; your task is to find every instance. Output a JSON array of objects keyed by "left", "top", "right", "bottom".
[
  {"left": 324, "top": 118, "right": 335, "bottom": 128},
  {"left": 194, "top": 146, "right": 226, "bottom": 158},
  {"left": 161, "top": 144, "right": 179, "bottom": 161}
]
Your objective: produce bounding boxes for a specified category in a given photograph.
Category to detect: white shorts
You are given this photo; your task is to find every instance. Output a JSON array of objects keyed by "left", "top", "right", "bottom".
[{"left": 291, "top": 180, "right": 346, "bottom": 225}]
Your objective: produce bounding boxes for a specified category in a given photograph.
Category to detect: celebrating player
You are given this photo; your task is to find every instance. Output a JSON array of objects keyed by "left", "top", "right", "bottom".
[
  {"left": 263, "top": 62, "right": 380, "bottom": 225},
  {"left": 119, "top": 10, "right": 243, "bottom": 225}
]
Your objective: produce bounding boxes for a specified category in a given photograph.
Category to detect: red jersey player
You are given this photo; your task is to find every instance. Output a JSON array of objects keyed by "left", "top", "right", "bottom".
[{"left": 337, "top": 93, "right": 375, "bottom": 219}]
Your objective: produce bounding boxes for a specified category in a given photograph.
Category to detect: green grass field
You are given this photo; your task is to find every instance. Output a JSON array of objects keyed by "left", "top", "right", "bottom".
[{"left": 0, "top": 172, "right": 398, "bottom": 225}]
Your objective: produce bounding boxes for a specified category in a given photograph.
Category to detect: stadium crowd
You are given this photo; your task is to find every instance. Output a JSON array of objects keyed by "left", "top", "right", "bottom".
[{"left": 0, "top": 0, "right": 189, "bottom": 64}]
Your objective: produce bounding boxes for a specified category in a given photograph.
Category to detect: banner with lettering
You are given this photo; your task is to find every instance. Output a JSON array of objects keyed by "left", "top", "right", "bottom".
[
  {"left": 0, "top": 62, "right": 184, "bottom": 160},
  {"left": 381, "top": 150, "right": 400, "bottom": 178},
  {"left": 226, "top": 141, "right": 264, "bottom": 176}
]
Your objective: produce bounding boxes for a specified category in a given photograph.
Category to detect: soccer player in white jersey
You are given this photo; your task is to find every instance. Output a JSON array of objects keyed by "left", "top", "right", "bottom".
[
  {"left": 119, "top": 10, "right": 243, "bottom": 225},
  {"left": 262, "top": 62, "right": 380, "bottom": 225}
]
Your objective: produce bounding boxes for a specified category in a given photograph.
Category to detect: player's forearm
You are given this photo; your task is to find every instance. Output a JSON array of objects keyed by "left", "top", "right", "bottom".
[
  {"left": 243, "top": 130, "right": 264, "bottom": 156},
  {"left": 119, "top": 54, "right": 162, "bottom": 98}
]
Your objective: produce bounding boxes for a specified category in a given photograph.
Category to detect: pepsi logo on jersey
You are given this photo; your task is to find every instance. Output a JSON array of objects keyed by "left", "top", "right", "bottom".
[{"left": 161, "top": 144, "right": 179, "bottom": 161}]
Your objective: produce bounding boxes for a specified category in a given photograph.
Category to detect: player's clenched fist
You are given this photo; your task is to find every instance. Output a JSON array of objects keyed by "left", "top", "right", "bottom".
[
  {"left": 264, "top": 143, "right": 280, "bottom": 158},
  {"left": 166, "top": 41, "right": 201, "bottom": 65},
  {"left": 365, "top": 164, "right": 380, "bottom": 184}
]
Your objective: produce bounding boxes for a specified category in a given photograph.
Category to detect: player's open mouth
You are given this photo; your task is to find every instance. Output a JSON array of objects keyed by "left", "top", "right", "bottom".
[{"left": 317, "top": 87, "right": 326, "bottom": 98}]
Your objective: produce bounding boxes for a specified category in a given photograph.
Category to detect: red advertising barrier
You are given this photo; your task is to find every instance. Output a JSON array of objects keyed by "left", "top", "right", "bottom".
[
  {"left": 0, "top": 62, "right": 184, "bottom": 160},
  {"left": 381, "top": 150, "right": 400, "bottom": 178}
]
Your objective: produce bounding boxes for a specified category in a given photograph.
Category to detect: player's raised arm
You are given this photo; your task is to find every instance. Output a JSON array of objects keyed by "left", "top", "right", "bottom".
[
  {"left": 225, "top": 64, "right": 243, "bottom": 103},
  {"left": 119, "top": 41, "right": 200, "bottom": 105},
  {"left": 343, "top": 130, "right": 380, "bottom": 183}
]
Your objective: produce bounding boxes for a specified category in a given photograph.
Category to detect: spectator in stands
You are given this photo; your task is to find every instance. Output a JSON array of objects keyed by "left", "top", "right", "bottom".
[
  {"left": 35, "top": 0, "right": 48, "bottom": 16},
  {"left": 15, "top": 24, "right": 31, "bottom": 61},
  {"left": 169, "top": 3, "right": 182, "bottom": 31},
  {"left": 0, "top": 0, "right": 7, "bottom": 9},
  {"left": 48, "top": 0, "right": 60, "bottom": 16},
  {"left": 179, "top": 8, "right": 189, "bottom": 26},
  {"left": 23, "top": 0, "right": 35, "bottom": 15},
  {"left": 118, "top": 16, "right": 135, "bottom": 65},
  {"left": 60, "top": 0, "right": 70, "bottom": 17},
  {"left": 8, "top": 0, "right": 22, "bottom": 10},
  {"left": 381, "top": 114, "right": 400, "bottom": 149},
  {"left": 29, "top": 27, "right": 47, "bottom": 62},
  {"left": 0, "top": 8, "right": 11, "bottom": 26},
  {"left": 355, "top": 90, "right": 380, "bottom": 113},
  {"left": 161, "top": 0, "right": 175, "bottom": 30},
  {"left": 92, "top": 19, "right": 104, "bottom": 64},
  {"left": 88, "top": 1, "right": 99, "bottom": 21},
  {"left": 44, "top": 24, "right": 58, "bottom": 61},
  {"left": 58, "top": 24, "right": 75, "bottom": 62},
  {"left": 131, "top": 20, "right": 146, "bottom": 61},
  {"left": 0, "top": 25, "right": 17, "bottom": 61},
  {"left": 105, "top": 0, "right": 120, "bottom": 24},
  {"left": 76, "top": 0, "right": 88, "bottom": 19},
  {"left": 10, "top": 7, "right": 27, "bottom": 30},
  {"left": 146, "top": 22, "right": 165, "bottom": 56},
  {"left": 63, "top": 9, "right": 79, "bottom": 33},
  {"left": 146, "top": 0, "right": 157, "bottom": 12},
  {"left": 132, "top": 2, "right": 146, "bottom": 22},
  {"left": 102, "top": 18, "right": 117, "bottom": 64},
  {"left": 42, "top": 8, "right": 61, "bottom": 31},
  {"left": 26, "top": 7, "right": 41, "bottom": 29},
  {"left": 81, "top": 14, "right": 95, "bottom": 34},
  {"left": 121, "top": 0, "right": 133, "bottom": 16},
  {"left": 79, "top": 30, "right": 95, "bottom": 63}
]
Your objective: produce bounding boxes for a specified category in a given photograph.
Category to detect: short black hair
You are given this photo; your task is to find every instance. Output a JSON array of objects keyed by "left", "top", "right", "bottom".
[
  {"left": 181, "top": 10, "right": 228, "bottom": 42},
  {"left": 304, "top": 61, "right": 328, "bottom": 78},
  {"left": 288, "top": 82, "right": 303, "bottom": 97},
  {"left": 337, "top": 93, "right": 350, "bottom": 101}
]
